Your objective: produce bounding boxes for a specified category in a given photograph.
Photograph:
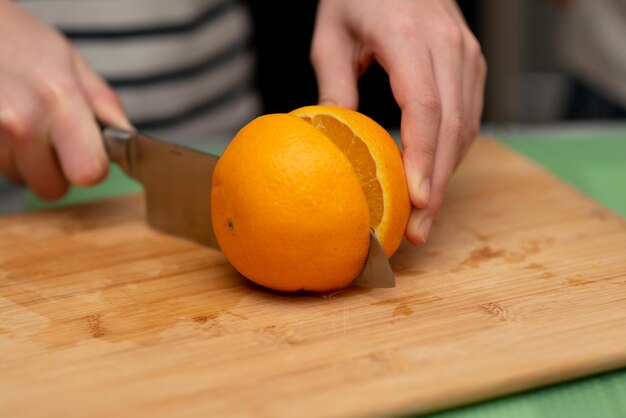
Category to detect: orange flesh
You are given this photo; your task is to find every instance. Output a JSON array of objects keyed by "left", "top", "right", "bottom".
[{"left": 300, "top": 115, "right": 384, "bottom": 229}]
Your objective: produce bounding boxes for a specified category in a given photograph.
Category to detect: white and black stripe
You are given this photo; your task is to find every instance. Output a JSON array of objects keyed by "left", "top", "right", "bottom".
[{"left": 18, "top": 0, "right": 261, "bottom": 141}]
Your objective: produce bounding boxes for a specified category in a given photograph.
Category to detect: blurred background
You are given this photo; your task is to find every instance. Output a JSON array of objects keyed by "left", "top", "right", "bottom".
[{"left": 245, "top": 0, "right": 626, "bottom": 132}]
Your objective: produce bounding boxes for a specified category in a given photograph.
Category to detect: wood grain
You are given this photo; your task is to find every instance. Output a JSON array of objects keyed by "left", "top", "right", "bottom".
[{"left": 1, "top": 139, "right": 625, "bottom": 418}]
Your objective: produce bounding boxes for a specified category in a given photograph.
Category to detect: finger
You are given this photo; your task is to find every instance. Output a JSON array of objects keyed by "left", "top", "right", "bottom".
[
  {"left": 0, "top": 83, "right": 64, "bottom": 192},
  {"left": 381, "top": 45, "right": 441, "bottom": 213},
  {"left": 456, "top": 34, "right": 483, "bottom": 168},
  {"left": 474, "top": 55, "right": 487, "bottom": 129},
  {"left": 459, "top": 51, "right": 487, "bottom": 165},
  {"left": 73, "top": 52, "right": 133, "bottom": 130},
  {"left": 406, "top": 207, "right": 432, "bottom": 245},
  {"left": 310, "top": 22, "right": 360, "bottom": 109},
  {"left": 436, "top": 2, "right": 482, "bottom": 167},
  {"left": 0, "top": 106, "right": 23, "bottom": 183},
  {"left": 13, "top": 135, "right": 68, "bottom": 200},
  {"left": 47, "top": 81, "right": 109, "bottom": 186},
  {"left": 0, "top": 137, "right": 22, "bottom": 184},
  {"left": 407, "top": 29, "right": 466, "bottom": 243}
]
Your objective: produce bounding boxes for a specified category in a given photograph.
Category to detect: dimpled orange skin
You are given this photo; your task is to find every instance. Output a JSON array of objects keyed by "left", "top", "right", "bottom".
[
  {"left": 211, "top": 114, "right": 370, "bottom": 292},
  {"left": 290, "top": 105, "right": 411, "bottom": 258}
]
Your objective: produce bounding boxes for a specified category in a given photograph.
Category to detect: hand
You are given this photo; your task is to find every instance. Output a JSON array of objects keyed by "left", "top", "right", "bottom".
[
  {"left": 0, "top": 1, "right": 131, "bottom": 200},
  {"left": 310, "top": 0, "right": 487, "bottom": 243}
]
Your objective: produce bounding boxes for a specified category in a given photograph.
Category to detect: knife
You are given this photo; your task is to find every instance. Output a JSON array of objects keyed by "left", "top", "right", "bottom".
[{"left": 102, "top": 126, "right": 395, "bottom": 288}]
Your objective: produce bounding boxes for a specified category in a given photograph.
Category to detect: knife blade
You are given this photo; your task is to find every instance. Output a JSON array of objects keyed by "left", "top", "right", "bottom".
[
  {"left": 353, "top": 231, "right": 396, "bottom": 288},
  {"left": 103, "top": 127, "right": 220, "bottom": 248},
  {"left": 102, "top": 126, "right": 395, "bottom": 288}
]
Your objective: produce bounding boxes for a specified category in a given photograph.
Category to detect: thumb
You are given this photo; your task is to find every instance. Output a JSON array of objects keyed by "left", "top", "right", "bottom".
[
  {"left": 310, "top": 25, "right": 359, "bottom": 109},
  {"left": 73, "top": 52, "right": 133, "bottom": 130}
]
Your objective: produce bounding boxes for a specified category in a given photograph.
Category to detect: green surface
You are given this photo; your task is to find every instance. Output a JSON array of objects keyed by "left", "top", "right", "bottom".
[
  {"left": 503, "top": 132, "right": 626, "bottom": 218},
  {"left": 24, "top": 163, "right": 143, "bottom": 211},
  {"left": 419, "top": 368, "right": 626, "bottom": 418},
  {"left": 24, "top": 132, "right": 626, "bottom": 418}
]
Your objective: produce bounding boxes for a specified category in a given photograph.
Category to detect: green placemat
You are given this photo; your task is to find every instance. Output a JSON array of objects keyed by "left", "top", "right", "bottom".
[
  {"left": 24, "top": 133, "right": 626, "bottom": 418},
  {"left": 503, "top": 132, "right": 626, "bottom": 218},
  {"left": 419, "top": 367, "right": 626, "bottom": 418},
  {"left": 24, "top": 163, "right": 143, "bottom": 211}
]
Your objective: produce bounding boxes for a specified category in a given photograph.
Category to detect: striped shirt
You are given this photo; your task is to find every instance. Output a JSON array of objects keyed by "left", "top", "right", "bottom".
[{"left": 18, "top": 0, "right": 262, "bottom": 142}]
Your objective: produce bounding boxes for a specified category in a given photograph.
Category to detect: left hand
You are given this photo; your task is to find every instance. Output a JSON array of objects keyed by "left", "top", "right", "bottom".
[{"left": 310, "top": 0, "right": 487, "bottom": 244}]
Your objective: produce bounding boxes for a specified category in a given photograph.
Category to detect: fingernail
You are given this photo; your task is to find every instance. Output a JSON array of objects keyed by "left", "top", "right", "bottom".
[
  {"left": 114, "top": 114, "right": 135, "bottom": 131},
  {"left": 318, "top": 98, "right": 339, "bottom": 106},
  {"left": 119, "top": 118, "right": 135, "bottom": 131},
  {"left": 419, "top": 216, "right": 433, "bottom": 242},
  {"left": 101, "top": 104, "right": 134, "bottom": 131},
  {"left": 410, "top": 177, "right": 430, "bottom": 208}
]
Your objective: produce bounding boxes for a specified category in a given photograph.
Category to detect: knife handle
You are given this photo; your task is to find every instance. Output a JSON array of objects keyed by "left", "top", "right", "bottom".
[{"left": 101, "top": 125, "right": 134, "bottom": 176}]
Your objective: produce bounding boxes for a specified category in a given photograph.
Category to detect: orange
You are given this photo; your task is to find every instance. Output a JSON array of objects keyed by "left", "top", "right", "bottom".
[{"left": 211, "top": 105, "right": 411, "bottom": 292}]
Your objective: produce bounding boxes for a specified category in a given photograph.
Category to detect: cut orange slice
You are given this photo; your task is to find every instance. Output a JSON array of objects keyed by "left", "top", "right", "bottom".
[{"left": 291, "top": 105, "right": 411, "bottom": 257}]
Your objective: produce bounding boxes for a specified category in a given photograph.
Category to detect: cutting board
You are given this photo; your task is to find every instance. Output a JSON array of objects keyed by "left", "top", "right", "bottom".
[{"left": 1, "top": 139, "right": 626, "bottom": 418}]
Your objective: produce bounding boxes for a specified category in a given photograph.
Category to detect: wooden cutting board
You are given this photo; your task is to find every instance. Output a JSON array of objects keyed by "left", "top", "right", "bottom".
[{"left": 1, "top": 139, "right": 626, "bottom": 418}]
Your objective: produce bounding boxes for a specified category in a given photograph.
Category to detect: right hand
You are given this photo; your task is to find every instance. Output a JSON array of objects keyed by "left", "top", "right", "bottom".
[
  {"left": 311, "top": 0, "right": 486, "bottom": 244},
  {"left": 0, "top": 1, "right": 132, "bottom": 199}
]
